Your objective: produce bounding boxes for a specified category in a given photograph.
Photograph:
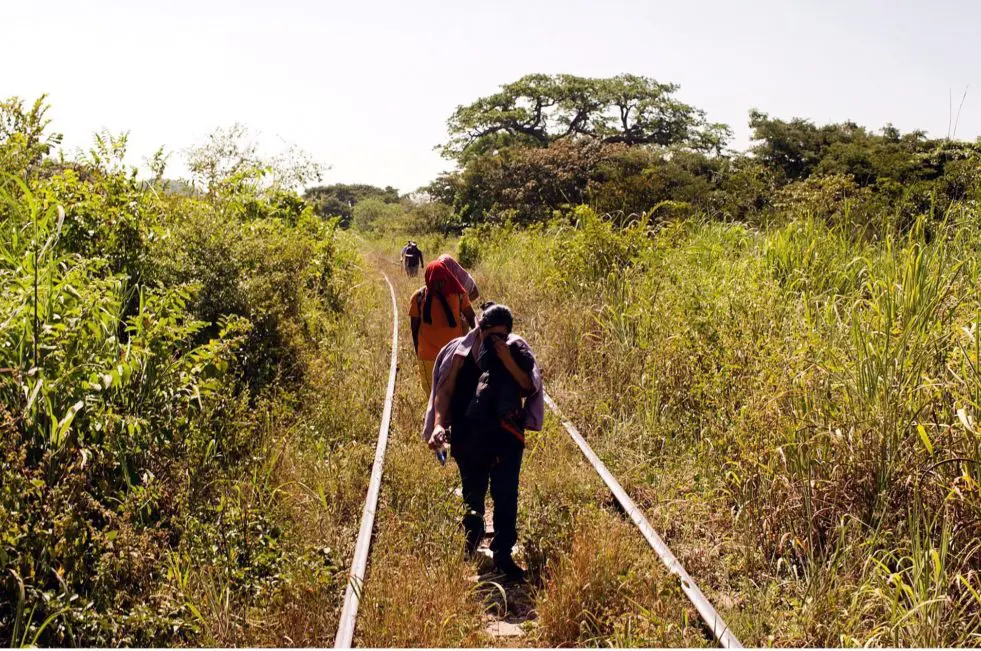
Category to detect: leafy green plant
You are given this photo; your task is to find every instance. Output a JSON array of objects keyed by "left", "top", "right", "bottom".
[{"left": 0, "top": 98, "right": 366, "bottom": 647}]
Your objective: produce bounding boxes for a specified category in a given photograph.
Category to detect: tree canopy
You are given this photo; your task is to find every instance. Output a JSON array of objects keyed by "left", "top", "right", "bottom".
[
  {"left": 303, "top": 183, "right": 400, "bottom": 225},
  {"left": 443, "top": 74, "right": 731, "bottom": 162},
  {"left": 430, "top": 99, "right": 981, "bottom": 228},
  {"left": 184, "top": 123, "right": 324, "bottom": 197}
]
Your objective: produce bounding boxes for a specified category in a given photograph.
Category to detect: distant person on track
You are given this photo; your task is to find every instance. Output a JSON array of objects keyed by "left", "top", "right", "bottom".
[
  {"left": 436, "top": 253, "right": 479, "bottom": 301},
  {"left": 410, "top": 258, "right": 476, "bottom": 394},
  {"left": 422, "top": 303, "right": 543, "bottom": 582},
  {"left": 401, "top": 240, "right": 424, "bottom": 277}
]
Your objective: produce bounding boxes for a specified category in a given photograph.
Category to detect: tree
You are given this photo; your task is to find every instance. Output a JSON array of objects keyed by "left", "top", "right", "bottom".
[
  {"left": 443, "top": 74, "right": 730, "bottom": 162},
  {"left": 452, "top": 139, "right": 625, "bottom": 223},
  {"left": 403, "top": 200, "right": 461, "bottom": 234},
  {"left": 421, "top": 172, "right": 463, "bottom": 207},
  {"left": 748, "top": 110, "right": 832, "bottom": 181},
  {"left": 303, "top": 183, "right": 400, "bottom": 225},
  {"left": 587, "top": 147, "right": 719, "bottom": 219},
  {"left": 185, "top": 123, "right": 265, "bottom": 195},
  {"left": 748, "top": 110, "right": 977, "bottom": 189},
  {"left": 351, "top": 197, "right": 403, "bottom": 232},
  {"left": 184, "top": 124, "right": 323, "bottom": 197},
  {"left": 0, "top": 95, "right": 63, "bottom": 178}
]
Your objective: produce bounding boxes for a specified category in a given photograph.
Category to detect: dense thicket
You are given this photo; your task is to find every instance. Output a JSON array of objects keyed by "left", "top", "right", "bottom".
[{"left": 0, "top": 97, "right": 362, "bottom": 645}]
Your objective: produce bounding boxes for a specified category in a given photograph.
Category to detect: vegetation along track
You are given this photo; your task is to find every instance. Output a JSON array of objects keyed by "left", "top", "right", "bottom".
[
  {"left": 336, "top": 248, "right": 741, "bottom": 647},
  {"left": 334, "top": 272, "right": 399, "bottom": 648}
]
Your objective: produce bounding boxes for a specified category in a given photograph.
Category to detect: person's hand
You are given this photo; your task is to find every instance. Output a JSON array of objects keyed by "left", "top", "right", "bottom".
[
  {"left": 491, "top": 334, "right": 510, "bottom": 359},
  {"left": 428, "top": 425, "right": 447, "bottom": 450}
]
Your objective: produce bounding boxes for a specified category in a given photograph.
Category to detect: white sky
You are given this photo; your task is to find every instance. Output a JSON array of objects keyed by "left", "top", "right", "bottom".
[{"left": 3, "top": 0, "right": 979, "bottom": 193}]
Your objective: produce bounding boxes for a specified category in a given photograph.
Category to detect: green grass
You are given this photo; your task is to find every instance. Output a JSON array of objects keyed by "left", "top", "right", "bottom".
[
  {"left": 432, "top": 204, "right": 981, "bottom": 646},
  {"left": 0, "top": 163, "right": 388, "bottom": 646}
]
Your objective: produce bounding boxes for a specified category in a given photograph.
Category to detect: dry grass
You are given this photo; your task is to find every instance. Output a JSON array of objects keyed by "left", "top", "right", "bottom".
[
  {"left": 353, "top": 248, "right": 488, "bottom": 647},
  {"left": 446, "top": 209, "right": 981, "bottom": 646},
  {"left": 536, "top": 508, "right": 708, "bottom": 647},
  {"left": 351, "top": 239, "right": 717, "bottom": 647},
  {"left": 227, "top": 220, "right": 980, "bottom": 647},
  {"left": 177, "top": 247, "right": 393, "bottom": 646}
]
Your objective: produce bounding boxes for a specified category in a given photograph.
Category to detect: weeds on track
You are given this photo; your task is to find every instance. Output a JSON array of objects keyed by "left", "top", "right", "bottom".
[{"left": 354, "top": 241, "right": 711, "bottom": 647}]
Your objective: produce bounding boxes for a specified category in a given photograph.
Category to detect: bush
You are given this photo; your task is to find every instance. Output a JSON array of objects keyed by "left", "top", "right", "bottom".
[
  {"left": 0, "top": 105, "right": 358, "bottom": 645},
  {"left": 0, "top": 178, "right": 253, "bottom": 645},
  {"left": 456, "top": 228, "right": 483, "bottom": 268}
]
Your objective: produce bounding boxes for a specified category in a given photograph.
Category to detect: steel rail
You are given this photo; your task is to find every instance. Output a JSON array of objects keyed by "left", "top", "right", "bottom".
[
  {"left": 334, "top": 272, "right": 399, "bottom": 649},
  {"left": 543, "top": 392, "right": 743, "bottom": 649}
]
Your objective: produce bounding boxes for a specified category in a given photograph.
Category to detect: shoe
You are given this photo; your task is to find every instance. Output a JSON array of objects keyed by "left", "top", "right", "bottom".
[{"left": 493, "top": 554, "right": 526, "bottom": 583}]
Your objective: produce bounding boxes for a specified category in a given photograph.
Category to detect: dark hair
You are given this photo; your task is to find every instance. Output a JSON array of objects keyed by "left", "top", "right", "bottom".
[{"left": 479, "top": 303, "right": 513, "bottom": 332}]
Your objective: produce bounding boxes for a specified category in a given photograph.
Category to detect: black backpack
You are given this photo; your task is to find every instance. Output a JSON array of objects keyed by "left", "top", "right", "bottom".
[{"left": 405, "top": 244, "right": 421, "bottom": 264}]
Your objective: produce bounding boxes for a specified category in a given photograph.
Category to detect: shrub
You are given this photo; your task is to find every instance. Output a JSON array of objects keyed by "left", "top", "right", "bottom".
[
  {"left": 0, "top": 108, "right": 357, "bottom": 645},
  {"left": 457, "top": 228, "right": 483, "bottom": 268}
]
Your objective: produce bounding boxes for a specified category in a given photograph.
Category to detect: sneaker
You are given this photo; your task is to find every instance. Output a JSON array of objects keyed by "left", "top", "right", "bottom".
[{"left": 493, "top": 554, "right": 526, "bottom": 583}]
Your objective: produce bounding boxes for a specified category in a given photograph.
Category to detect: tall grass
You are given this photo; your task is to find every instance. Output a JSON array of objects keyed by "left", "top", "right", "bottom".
[
  {"left": 0, "top": 154, "right": 386, "bottom": 646},
  {"left": 458, "top": 204, "right": 981, "bottom": 645}
]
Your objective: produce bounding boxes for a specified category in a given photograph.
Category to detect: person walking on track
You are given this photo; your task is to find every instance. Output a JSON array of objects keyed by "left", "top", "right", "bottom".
[
  {"left": 422, "top": 303, "right": 543, "bottom": 582},
  {"left": 401, "top": 240, "right": 424, "bottom": 277},
  {"left": 409, "top": 258, "right": 476, "bottom": 394}
]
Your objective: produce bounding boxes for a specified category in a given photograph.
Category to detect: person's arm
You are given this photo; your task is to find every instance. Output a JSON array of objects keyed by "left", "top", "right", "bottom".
[
  {"left": 460, "top": 294, "right": 475, "bottom": 330},
  {"left": 462, "top": 303, "right": 476, "bottom": 330},
  {"left": 468, "top": 284, "right": 480, "bottom": 302},
  {"left": 411, "top": 316, "right": 421, "bottom": 353},
  {"left": 430, "top": 355, "right": 462, "bottom": 449},
  {"left": 492, "top": 338, "right": 533, "bottom": 392}
]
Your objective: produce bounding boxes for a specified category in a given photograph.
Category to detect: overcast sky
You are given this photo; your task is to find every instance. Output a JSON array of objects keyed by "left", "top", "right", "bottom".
[{"left": 4, "top": 0, "right": 979, "bottom": 192}]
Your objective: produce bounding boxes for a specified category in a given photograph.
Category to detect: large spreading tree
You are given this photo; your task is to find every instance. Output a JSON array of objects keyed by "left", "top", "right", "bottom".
[{"left": 442, "top": 73, "right": 731, "bottom": 162}]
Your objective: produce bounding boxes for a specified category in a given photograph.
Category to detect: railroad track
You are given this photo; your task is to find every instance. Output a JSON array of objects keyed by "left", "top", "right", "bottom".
[
  {"left": 334, "top": 269, "right": 742, "bottom": 648},
  {"left": 333, "top": 272, "right": 398, "bottom": 649}
]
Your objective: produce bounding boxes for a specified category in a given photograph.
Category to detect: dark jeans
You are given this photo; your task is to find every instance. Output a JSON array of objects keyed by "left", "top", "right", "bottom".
[{"left": 457, "top": 434, "right": 523, "bottom": 559}]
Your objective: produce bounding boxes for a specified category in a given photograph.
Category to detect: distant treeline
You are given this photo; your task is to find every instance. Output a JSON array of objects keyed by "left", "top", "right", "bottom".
[{"left": 315, "top": 74, "right": 981, "bottom": 236}]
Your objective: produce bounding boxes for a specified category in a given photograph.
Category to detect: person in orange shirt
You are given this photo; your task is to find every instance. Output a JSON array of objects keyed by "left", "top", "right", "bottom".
[{"left": 410, "top": 258, "right": 476, "bottom": 393}]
